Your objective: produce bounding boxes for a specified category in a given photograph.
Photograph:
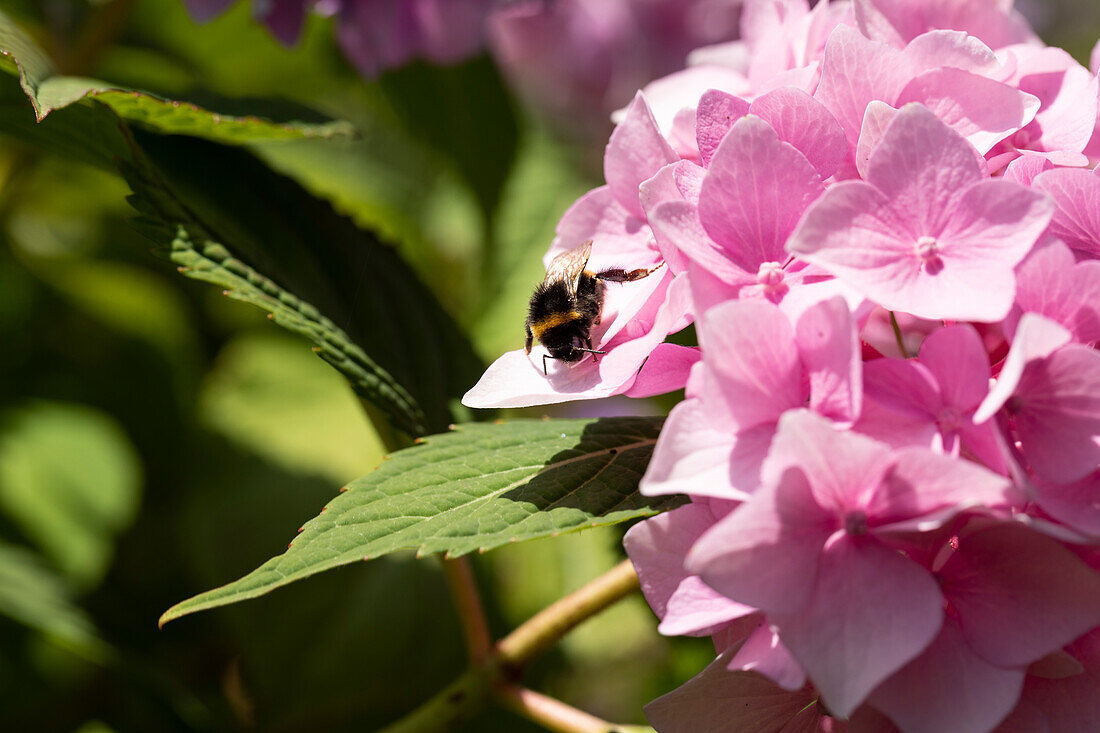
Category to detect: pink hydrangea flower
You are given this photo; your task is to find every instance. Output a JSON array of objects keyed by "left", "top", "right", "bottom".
[
  {"left": 788, "top": 103, "right": 1053, "bottom": 322},
  {"left": 463, "top": 2, "right": 1100, "bottom": 729},
  {"left": 640, "top": 297, "right": 861, "bottom": 500}
]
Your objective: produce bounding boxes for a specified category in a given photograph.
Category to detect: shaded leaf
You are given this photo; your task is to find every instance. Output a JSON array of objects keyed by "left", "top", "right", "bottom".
[
  {"left": 379, "top": 56, "right": 518, "bottom": 217},
  {"left": 0, "top": 69, "right": 483, "bottom": 436},
  {"left": 123, "top": 129, "right": 482, "bottom": 435},
  {"left": 161, "top": 417, "right": 681, "bottom": 624},
  {"left": 0, "top": 8, "right": 352, "bottom": 141}
]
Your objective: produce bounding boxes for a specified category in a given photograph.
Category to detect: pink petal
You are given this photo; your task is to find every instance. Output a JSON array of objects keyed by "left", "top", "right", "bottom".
[
  {"left": 918, "top": 324, "right": 991, "bottom": 412},
  {"left": 605, "top": 93, "right": 681, "bottom": 219},
  {"left": 729, "top": 622, "right": 807, "bottom": 690},
  {"left": 796, "top": 296, "right": 862, "bottom": 425},
  {"left": 902, "top": 30, "right": 1003, "bottom": 77},
  {"left": 862, "top": 358, "right": 943, "bottom": 422},
  {"left": 1034, "top": 471, "right": 1100, "bottom": 539},
  {"left": 855, "top": 101, "right": 899, "bottom": 180},
  {"left": 624, "top": 343, "right": 700, "bottom": 399},
  {"left": 868, "top": 448, "right": 1014, "bottom": 528},
  {"left": 869, "top": 617, "right": 1025, "bottom": 733},
  {"left": 644, "top": 649, "right": 819, "bottom": 733},
  {"left": 896, "top": 68, "right": 1039, "bottom": 154},
  {"left": 748, "top": 86, "right": 849, "bottom": 180},
  {"left": 853, "top": 0, "right": 1035, "bottom": 49},
  {"left": 1015, "top": 51, "right": 1098, "bottom": 156},
  {"left": 855, "top": 380, "right": 941, "bottom": 452},
  {"left": 462, "top": 348, "right": 619, "bottom": 408},
  {"left": 649, "top": 201, "right": 751, "bottom": 288},
  {"left": 940, "top": 522, "right": 1100, "bottom": 667},
  {"left": 789, "top": 177, "right": 1028, "bottom": 321},
  {"left": 688, "top": 465, "right": 835, "bottom": 615},
  {"left": 640, "top": 396, "right": 748, "bottom": 500},
  {"left": 814, "top": 25, "right": 913, "bottom": 147},
  {"left": 930, "top": 178, "right": 1053, "bottom": 318},
  {"left": 763, "top": 410, "right": 896, "bottom": 515},
  {"left": 1033, "top": 168, "right": 1100, "bottom": 260},
  {"left": 698, "top": 115, "right": 825, "bottom": 273},
  {"left": 1014, "top": 344, "right": 1100, "bottom": 484},
  {"left": 786, "top": 181, "right": 921, "bottom": 307},
  {"left": 1002, "top": 154, "right": 1054, "bottom": 186},
  {"left": 1016, "top": 628, "right": 1100, "bottom": 733},
  {"left": 1010, "top": 238, "right": 1100, "bottom": 344},
  {"left": 632, "top": 65, "right": 752, "bottom": 140},
  {"left": 974, "top": 313, "right": 1071, "bottom": 424},
  {"left": 994, "top": 701, "right": 1052, "bottom": 733},
  {"left": 695, "top": 89, "right": 751, "bottom": 168},
  {"left": 772, "top": 535, "right": 944, "bottom": 717},
  {"left": 624, "top": 504, "right": 754, "bottom": 637},
  {"left": 699, "top": 300, "right": 806, "bottom": 428},
  {"left": 864, "top": 103, "right": 986, "bottom": 223},
  {"left": 550, "top": 186, "right": 653, "bottom": 264}
]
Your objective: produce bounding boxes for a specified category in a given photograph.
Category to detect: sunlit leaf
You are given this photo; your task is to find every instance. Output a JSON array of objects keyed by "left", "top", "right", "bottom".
[
  {"left": 200, "top": 333, "right": 385, "bottom": 483},
  {"left": 161, "top": 417, "right": 681, "bottom": 624},
  {"left": 0, "top": 8, "right": 352, "bottom": 142}
]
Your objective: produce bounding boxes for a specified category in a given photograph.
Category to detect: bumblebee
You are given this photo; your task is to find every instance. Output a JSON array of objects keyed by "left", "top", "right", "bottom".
[{"left": 525, "top": 240, "right": 662, "bottom": 375}]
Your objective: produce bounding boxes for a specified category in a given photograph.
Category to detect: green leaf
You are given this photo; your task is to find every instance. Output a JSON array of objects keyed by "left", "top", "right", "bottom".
[
  {"left": 0, "top": 71, "right": 484, "bottom": 436},
  {"left": 0, "top": 402, "right": 142, "bottom": 588},
  {"left": 199, "top": 333, "right": 386, "bottom": 483},
  {"left": 161, "top": 417, "right": 681, "bottom": 625},
  {"left": 379, "top": 56, "right": 518, "bottom": 217},
  {"left": 0, "top": 541, "right": 98, "bottom": 645},
  {"left": 0, "top": 8, "right": 352, "bottom": 142},
  {"left": 123, "top": 129, "right": 482, "bottom": 435}
]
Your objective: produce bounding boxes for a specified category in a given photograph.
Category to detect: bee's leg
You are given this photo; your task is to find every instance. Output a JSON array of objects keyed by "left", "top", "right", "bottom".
[
  {"left": 586, "top": 337, "right": 599, "bottom": 363},
  {"left": 596, "top": 261, "right": 665, "bottom": 283},
  {"left": 542, "top": 354, "right": 551, "bottom": 376},
  {"left": 525, "top": 322, "right": 534, "bottom": 354}
]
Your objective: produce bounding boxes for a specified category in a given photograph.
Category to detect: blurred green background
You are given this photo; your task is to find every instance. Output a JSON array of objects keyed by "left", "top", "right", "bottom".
[{"left": 0, "top": 0, "right": 1097, "bottom": 731}]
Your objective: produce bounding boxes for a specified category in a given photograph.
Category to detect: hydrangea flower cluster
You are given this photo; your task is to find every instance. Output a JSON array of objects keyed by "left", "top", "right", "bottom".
[{"left": 467, "top": 0, "right": 1100, "bottom": 730}]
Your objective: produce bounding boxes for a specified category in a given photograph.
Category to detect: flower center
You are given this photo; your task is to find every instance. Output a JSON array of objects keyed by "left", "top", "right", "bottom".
[
  {"left": 937, "top": 405, "right": 962, "bottom": 432},
  {"left": 756, "top": 261, "right": 789, "bottom": 301},
  {"left": 757, "top": 261, "right": 785, "bottom": 286},
  {"left": 844, "top": 510, "right": 868, "bottom": 536},
  {"left": 915, "top": 235, "right": 945, "bottom": 275}
]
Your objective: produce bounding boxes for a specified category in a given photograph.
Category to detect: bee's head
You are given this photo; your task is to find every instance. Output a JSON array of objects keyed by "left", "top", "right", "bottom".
[{"left": 547, "top": 334, "right": 589, "bottom": 363}]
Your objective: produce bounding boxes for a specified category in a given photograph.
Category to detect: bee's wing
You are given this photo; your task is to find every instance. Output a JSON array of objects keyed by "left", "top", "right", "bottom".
[{"left": 543, "top": 240, "right": 592, "bottom": 296}]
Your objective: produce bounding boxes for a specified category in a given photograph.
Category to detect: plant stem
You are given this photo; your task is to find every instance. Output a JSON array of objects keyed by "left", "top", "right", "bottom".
[
  {"left": 377, "top": 667, "right": 490, "bottom": 733},
  {"left": 442, "top": 556, "right": 492, "bottom": 664},
  {"left": 497, "top": 559, "right": 639, "bottom": 668},
  {"left": 494, "top": 684, "right": 656, "bottom": 733},
  {"left": 889, "top": 311, "right": 910, "bottom": 358},
  {"left": 377, "top": 560, "right": 644, "bottom": 733}
]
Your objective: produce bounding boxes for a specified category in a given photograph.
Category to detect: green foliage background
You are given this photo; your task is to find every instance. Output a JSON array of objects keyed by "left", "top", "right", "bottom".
[{"left": 0, "top": 1, "right": 711, "bottom": 730}]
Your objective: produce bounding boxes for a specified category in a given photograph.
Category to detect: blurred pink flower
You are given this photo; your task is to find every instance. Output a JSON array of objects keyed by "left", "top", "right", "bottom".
[{"left": 489, "top": 0, "right": 742, "bottom": 140}]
